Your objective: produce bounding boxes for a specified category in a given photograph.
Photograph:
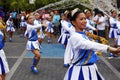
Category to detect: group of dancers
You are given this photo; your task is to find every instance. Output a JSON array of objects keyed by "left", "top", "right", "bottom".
[
  {"left": 1, "top": 7, "right": 120, "bottom": 80},
  {"left": 59, "top": 8, "right": 120, "bottom": 80}
]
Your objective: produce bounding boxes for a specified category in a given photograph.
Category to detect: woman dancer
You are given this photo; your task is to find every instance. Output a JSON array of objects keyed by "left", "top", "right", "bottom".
[
  {"left": 64, "top": 8, "right": 120, "bottom": 80},
  {"left": 24, "top": 14, "right": 46, "bottom": 74}
]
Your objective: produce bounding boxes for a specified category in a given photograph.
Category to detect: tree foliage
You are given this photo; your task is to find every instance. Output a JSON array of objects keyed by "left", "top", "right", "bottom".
[{"left": 0, "top": 0, "right": 60, "bottom": 12}]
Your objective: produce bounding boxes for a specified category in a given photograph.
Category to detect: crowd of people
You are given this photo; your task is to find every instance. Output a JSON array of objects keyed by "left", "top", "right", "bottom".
[{"left": 1, "top": 7, "right": 120, "bottom": 80}]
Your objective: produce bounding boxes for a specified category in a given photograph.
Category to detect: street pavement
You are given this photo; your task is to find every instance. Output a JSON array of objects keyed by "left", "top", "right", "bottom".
[{"left": 4, "top": 30, "right": 120, "bottom": 80}]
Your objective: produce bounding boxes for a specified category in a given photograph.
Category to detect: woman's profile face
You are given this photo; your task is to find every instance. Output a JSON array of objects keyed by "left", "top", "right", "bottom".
[
  {"left": 112, "top": 11, "right": 117, "bottom": 17},
  {"left": 35, "top": 13, "right": 40, "bottom": 20},
  {"left": 86, "top": 11, "right": 92, "bottom": 18},
  {"left": 27, "top": 15, "right": 34, "bottom": 24},
  {"left": 73, "top": 13, "right": 87, "bottom": 31}
]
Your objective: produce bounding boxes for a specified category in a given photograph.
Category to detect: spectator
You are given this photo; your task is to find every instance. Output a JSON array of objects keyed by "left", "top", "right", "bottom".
[{"left": 52, "top": 10, "right": 60, "bottom": 36}]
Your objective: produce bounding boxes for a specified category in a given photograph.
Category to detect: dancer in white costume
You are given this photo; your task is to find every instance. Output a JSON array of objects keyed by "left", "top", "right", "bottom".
[
  {"left": 108, "top": 10, "right": 118, "bottom": 57},
  {"left": 20, "top": 11, "right": 27, "bottom": 37},
  {"left": 84, "top": 9, "right": 97, "bottom": 33},
  {"left": 0, "top": 24, "right": 9, "bottom": 80},
  {"left": 58, "top": 10, "right": 75, "bottom": 46},
  {"left": 109, "top": 10, "right": 118, "bottom": 43},
  {"left": 6, "top": 17, "right": 15, "bottom": 42},
  {"left": 34, "top": 13, "right": 45, "bottom": 44},
  {"left": 64, "top": 8, "right": 120, "bottom": 80},
  {"left": 24, "top": 14, "right": 46, "bottom": 74},
  {"left": 45, "top": 15, "right": 54, "bottom": 43},
  {"left": 116, "top": 21, "right": 120, "bottom": 46},
  {"left": 58, "top": 11, "right": 75, "bottom": 67}
]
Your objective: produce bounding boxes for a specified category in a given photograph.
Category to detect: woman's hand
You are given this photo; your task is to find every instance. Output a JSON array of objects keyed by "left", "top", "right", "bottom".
[{"left": 108, "top": 46, "right": 120, "bottom": 56}]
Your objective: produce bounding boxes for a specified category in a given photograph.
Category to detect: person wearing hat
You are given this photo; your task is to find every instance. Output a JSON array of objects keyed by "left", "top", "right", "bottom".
[
  {"left": 58, "top": 10, "right": 75, "bottom": 67},
  {"left": 84, "top": 9, "right": 97, "bottom": 33},
  {"left": 58, "top": 10, "right": 75, "bottom": 47},
  {"left": 64, "top": 8, "right": 120, "bottom": 80},
  {"left": 34, "top": 12, "right": 45, "bottom": 44},
  {"left": 24, "top": 14, "right": 47, "bottom": 74},
  {"left": 108, "top": 9, "right": 118, "bottom": 57}
]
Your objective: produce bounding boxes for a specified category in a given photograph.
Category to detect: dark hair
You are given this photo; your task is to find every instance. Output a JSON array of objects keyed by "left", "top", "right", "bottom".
[
  {"left": 97, "top": 11, "right": 104, "bottom": 16},
  {"left": 69, "top": 8, "right": 82, "bottom": 21},
  {"left": 118, "top": 14, "right": 120, "bottom": 17},
  {"left": 66, "top": 12, "right": 71, "bottom": 19},
  {"left": 93, "top": 8, "right": 100, "bottom": 16}
]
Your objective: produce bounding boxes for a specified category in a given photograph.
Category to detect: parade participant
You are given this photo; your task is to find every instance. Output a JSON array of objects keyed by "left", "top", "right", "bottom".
[
  {"left": 64, "top": 8, "right": 120, "bottom": 80},
  {"left": 45, "top": 15, "right": 54, "bottom": 43},
  {"left": 0, "top": 21, "right": 9, "bottom": 80},
  {"left": 24, "top": 14, "right": 46, "bottom": 74},
  {"left": 109, "top": 9, "right": 118, "bottom": 57},
  {"left": 57, "top": 11, "right": 75, "bottom": 67},
  {"left": 84, "top": 9, "right": 97, "bottom": 33},
  {"left": 58, "top": 10, "right": 74, "bottom": 47},
  {"left": 52, "top": 10, "right": 61, "bottom": 36},
  {"left": 6, "top": 17, "right": 15, "bottom": 42},
  {"left": 109, "top": 9, "right": 117, "bottom": 43},
  {"left": 34, "top": 12, "right": 44, "bottom": 44},
  {"left": 116, "top": 21, "right": 120, "bottom": 46},
  {"left": 20, "top": 11, "right": 27, "bottom": 37}
]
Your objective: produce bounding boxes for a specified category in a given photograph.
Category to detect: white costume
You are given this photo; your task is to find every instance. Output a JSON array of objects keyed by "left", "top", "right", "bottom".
[
  {"left": 20, "top": 16, "right": 27, "bottom": 27},
  {"left": 116, "top": 21, "right": 120, "bottom": 45},
  {"left": 24, "top": 23, "right": 42, "bottom": 50},
  {"left": 6, "top": 19, "right": 15, "bottom": 32},
  {"left": 34, "top": 19, "right": 45, "bottom": 39},
  {"left": 45, "top": 20, "right": 54, "bottom": 33},
  {"left": 109, "top": 17, "right": 118, "bottom": 38},
  {"left": 86, "top": 18, "right": 96, "bottom": 33},
  {"left": 64, "top": 31, "right": 108, "bottom": 80},
  {"left": 58, "top": 20, "right": 75, "bottom": 45},
  {"left": 0, "top": 30, "right": 9, "bottom": 75}
]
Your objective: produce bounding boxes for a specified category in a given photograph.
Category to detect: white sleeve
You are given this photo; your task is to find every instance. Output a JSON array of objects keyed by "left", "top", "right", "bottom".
[
  {"left": 71, "top": 35, "right": 108, "bottom": 53},
  {"left": 86, "top": 19, "right": 96, "bottom": 30},
  {"left": 64, "top": 39, "right": 72, "bottom": 64},
  {"left": 61, "top": 21, "right": 71, "bottom": 32},
  {"left": 27, "top": 24, "right": 42, "bottom": 31},
  {"left": 30, "top": 24, "right": 42, "bottom": 29},
  {"left": 6, "top": 21, "right": 9, "bottom": 26},
  {"left": 109, "top": 17, "right": 115, "bottom": 24},
  {"left": 86, "top": 23, "right": 96, "bottom": 30}
]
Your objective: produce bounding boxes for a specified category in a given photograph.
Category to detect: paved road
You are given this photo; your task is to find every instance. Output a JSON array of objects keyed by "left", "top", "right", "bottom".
[{"left": 4, "top": 31, "right": 120, "bottom": 80}]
